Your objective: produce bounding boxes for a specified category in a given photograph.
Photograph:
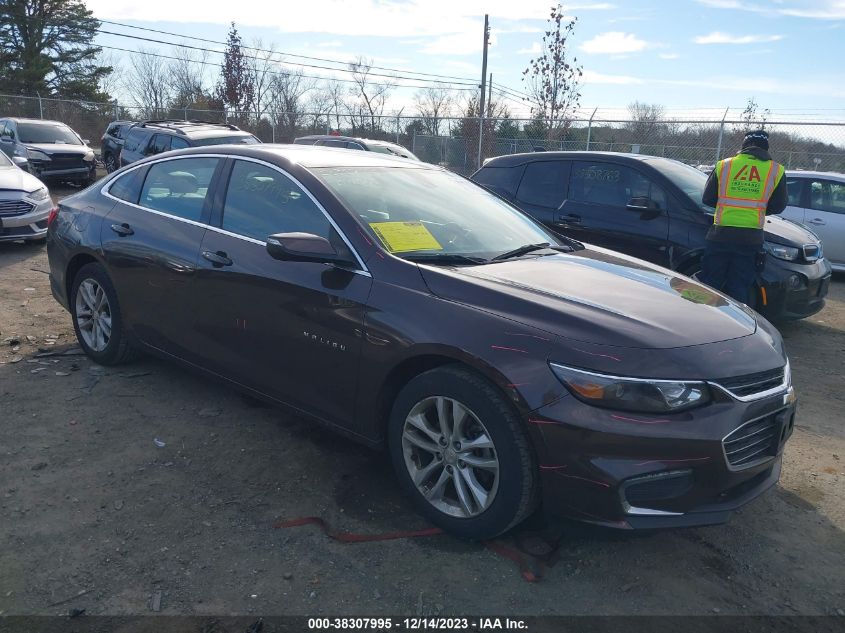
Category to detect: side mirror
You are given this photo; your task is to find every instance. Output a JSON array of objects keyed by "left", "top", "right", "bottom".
[
  {"left": 266, "top": 232, "right": 353, "bottom": 265},
  {"left": 626, "top": 196, "right": 660, "bottom": 211},
  {"left": 83, "top": 139, "right": 91, "bottom": 145}
]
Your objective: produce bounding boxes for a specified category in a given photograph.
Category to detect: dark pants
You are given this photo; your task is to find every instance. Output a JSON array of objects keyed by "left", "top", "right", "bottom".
[{"left": 700, "top": 240, "right": 759, "bottom": 305}]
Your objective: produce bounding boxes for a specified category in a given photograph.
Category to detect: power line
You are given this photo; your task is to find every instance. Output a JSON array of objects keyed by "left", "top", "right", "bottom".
[
  {"left": 99, "top": 44, "right": 479, "bottom": 92},
  {"left": 98, "top": 19, "right": 483, "bottom": 85}
]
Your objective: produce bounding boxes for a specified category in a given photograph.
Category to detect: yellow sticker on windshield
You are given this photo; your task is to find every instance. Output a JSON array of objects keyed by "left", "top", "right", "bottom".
[{"left": 369, "top": 222, "right": 443, "bottom": 253}]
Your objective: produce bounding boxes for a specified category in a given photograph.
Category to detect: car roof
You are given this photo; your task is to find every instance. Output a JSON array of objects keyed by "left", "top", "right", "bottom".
[
  {"left": 131, "top": 120, "right": 249, "bottom": 138},
  {"left": 786, "top": 170, "right": 845, "bottom": 180},
  {"left": 5, "top": 118, "right": 72, "bottom": 126},
  {"left": 481, "top": 150, "right": 660, "bottom": 168},
  {"left": 151, "top": 143, "right": 436, "bottom": 169}
]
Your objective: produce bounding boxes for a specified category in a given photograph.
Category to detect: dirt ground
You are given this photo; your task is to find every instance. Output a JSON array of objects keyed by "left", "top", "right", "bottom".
[{"left": 1, "top": 186, "right": 844, "bottom": 617}]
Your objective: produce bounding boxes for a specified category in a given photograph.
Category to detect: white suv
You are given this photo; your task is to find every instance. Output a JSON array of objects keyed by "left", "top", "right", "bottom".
[{"left": 781, "top": 171, "right": 844, "bottom": 272}]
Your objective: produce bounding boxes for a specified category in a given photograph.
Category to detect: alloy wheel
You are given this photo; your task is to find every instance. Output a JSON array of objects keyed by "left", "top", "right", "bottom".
[
  {"left": 401, "top": 396, "right": 500, "bottom": 518},
  {"left": 75, "top": 279, "right": 112, "bottom": 352}
]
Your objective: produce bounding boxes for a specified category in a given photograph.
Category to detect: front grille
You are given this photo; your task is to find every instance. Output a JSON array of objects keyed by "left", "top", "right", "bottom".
[
  {"left": 45, "top": 153, "right": 86, "bottom": 170},
  {"left": 0, "top": 199, "right": 35, "bottom": 217},
  {"left": 714, "top": 367, "right": 785, "bottom": 398},
  {"left": 723, "top": 411, "right": 784, "bottom": 468},
  {"left": 802, "top": 244, "right": 821, "bottom": 262}
]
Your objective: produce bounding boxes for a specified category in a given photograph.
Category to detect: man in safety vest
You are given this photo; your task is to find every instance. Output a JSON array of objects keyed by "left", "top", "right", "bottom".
[{"left": 699, "top": 129, "right": 787, "bottom": 305}]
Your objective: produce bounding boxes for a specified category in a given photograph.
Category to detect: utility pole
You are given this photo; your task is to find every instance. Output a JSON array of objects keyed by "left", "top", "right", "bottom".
[{"left": 477, "top": 14, "right": 490, "bottom": 169}]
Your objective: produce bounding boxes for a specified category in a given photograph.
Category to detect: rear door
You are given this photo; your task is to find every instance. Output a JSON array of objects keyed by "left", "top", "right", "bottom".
[
  {"left": 101, "top": 156, "right": 223, "bottom": 361},
  {"left": 561, "top": 160, "right": 671, "bottom": 265},
  {"left": 191, "top": 158, "right": 372, "bottom": 426},
  {"left": 780, "top": 175, "right": 808, "bottom": 224},
  {"left": 512, "top": 160, "right": 570, "bottom": 227}
]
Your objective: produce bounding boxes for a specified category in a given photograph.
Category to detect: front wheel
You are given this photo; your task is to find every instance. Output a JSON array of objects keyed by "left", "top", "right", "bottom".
[
  {"left": 70, "top": 263, "right": 135, "bottom": 365},
  {"left": 388, "top": 366, "right": 538, "bottom": 539}
]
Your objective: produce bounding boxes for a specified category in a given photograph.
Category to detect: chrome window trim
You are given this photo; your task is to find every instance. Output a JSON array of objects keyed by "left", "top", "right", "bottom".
[
  {"left": 721, "top": 405, "right": 789, "bottom": 472},
  {"left": 101, "top": 153, "right": 371, "bottom": 277}
]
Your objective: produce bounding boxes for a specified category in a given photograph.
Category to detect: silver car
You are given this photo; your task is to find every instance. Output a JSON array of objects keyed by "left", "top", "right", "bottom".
[
  {"left": 781, "top": 170, "right": 844, "bottom": 272},
  {"left": 0, "top": 150, "right": 53, "bottom": 244}
]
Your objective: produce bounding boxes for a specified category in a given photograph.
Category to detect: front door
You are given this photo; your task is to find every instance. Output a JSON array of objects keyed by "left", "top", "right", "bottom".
[
  {"left": 100, "top": 156, "right": 222, "bottom": 362},
  {"left": 192, "top": 158, "right": 372, "bottom": 427},
  {"left": 804, "top": 178, "right": 845, "bottom": 266},
  {"left": 560, "top": 160, "right": 671, "bottom": 266}
]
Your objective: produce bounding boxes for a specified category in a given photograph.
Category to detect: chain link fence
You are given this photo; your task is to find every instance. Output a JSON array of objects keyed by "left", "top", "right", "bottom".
[{"left": 3, "top": 93, "right": 844, "bottom": 175}]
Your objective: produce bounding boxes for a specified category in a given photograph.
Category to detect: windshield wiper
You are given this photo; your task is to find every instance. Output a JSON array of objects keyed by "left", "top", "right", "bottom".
[
  {"left": 404, "top": 253, "right": 489, "bottom": 266},
  {"left": 491, "top": 242, "right": 572, "bottom": 262}
]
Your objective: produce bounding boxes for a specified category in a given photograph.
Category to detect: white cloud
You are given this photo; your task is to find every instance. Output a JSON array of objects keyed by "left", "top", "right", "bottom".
[
  {"left": 696, "top": 0, "right": 845, "bottom": 19},
  {"left": 659, "top": 52, "right": 680, "bottom": 59},
  {"left": 694, "top": 31, "right": 784, "bottom": 44},
  {"left": 517, "top": 42, "right": 542, "bottom": 55},
  {"left": 581, "top": 31, "right": 653, "bottom": 54},
  {"left": 581, "top": 70, "right": 644, "bottom": 85}
]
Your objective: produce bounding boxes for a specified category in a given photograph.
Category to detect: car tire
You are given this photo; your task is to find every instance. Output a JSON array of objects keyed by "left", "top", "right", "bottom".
[
  {"left": 103, "top": 152, "right": 117, "bottom": 173},
  {"left": 70, "top": 263, "right": 135, "bottom": 365},
  {"left": 388, "top": 365, "right": 538, "bottom": 539}
]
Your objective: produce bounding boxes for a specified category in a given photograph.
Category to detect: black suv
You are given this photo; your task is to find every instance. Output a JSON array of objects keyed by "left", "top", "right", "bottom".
[
  {"left": 293, "top": 134, "right": 419, "bottom": 160},
  {"left": 100, "top": 120, "right": 135, "bottom": 173},
  {"left": 118, "top": 120, "right": 260, "bottom": 167},
  {"left": 472, "top": 151, "right": 832, "bottom": 321}
]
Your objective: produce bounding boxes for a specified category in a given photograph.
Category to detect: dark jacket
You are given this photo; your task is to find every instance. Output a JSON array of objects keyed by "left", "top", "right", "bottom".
[{"left": 702, "top": 147, "right": 788, "bottom": 245}]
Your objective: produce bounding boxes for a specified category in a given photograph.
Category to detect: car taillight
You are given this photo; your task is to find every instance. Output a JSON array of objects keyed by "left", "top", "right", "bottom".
[{"left": 47, "top": 207, "right": 59, "bottom": 227}]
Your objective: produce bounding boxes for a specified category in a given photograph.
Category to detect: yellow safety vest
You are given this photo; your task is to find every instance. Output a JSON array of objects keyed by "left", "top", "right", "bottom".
[{"left": 714, "top": 154, "right": 784, "bottom": 229}]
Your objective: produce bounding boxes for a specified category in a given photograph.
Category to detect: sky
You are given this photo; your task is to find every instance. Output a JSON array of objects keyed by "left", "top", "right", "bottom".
[{"left": 87, "top": 0, "right": 845, "bottom": 121}]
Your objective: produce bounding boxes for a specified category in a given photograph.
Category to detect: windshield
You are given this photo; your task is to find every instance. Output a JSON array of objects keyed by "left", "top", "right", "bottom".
[
  {"left": 192, "top": 134, "right": 260, "bottom": 147},
  {"left": 653, "top": 159, "right": 712, "bottom": 210},
  {"left": 18, "top": 123, "right": 82, "bottom": 145},
  {"left": 369, "top": 143, "right": 418, "bottom": 160},
  {"left": 315, "top": 166, "right": 563, "bottom": 261},
  {"left": 0, "top": 152, "right": 12, "bottom": 168}
]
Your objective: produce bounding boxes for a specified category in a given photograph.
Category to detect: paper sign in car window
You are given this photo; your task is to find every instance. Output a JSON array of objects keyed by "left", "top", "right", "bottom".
[{"left": 369, "top": 221, "right": 443, "bottom": 253}]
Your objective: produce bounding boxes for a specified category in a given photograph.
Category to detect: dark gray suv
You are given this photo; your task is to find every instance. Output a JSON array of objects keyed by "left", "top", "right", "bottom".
[
  {"left": 118, "top": 120, "right": 260, "bottom": 167},
  {"left": 0, "top": 118, "right": 97, "bottom": 186}
]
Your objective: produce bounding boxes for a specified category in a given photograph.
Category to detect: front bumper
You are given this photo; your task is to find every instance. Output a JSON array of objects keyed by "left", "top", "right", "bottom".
[
  {"left": 758, "top": 255, "right": 832, "bottom": 321},
  {"left": 530, "top": 386, "right": 796, "bottom": 529},
  {"left": 0, "top": 194, "right": 51, "bottom": 242},
  {"left": 28, "top": 161, "right": 95, "bottom": 181}
]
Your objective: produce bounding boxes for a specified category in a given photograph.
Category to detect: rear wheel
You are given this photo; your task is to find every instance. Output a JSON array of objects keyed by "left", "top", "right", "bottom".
[
  {"left": 103, "top": 152, "right": 117, "bottom": 173},
  {"left": 70, "top": 263, "right": 135, "bottom": 365},
  {"left": 388, "top": 366, "right": 537, "bottom": 539}
]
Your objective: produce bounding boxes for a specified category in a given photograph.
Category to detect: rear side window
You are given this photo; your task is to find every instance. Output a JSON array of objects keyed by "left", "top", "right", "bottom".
[
  {"left": 321, "top": 139, "right": 348, "bottom": 148},
  {"left": 109, "top": 169, "right": 144, "bottom": 204},
  {"left": 809, "top": 180, "right": 845, "bottom": 214},
  {"left": 222, "top": 160, "right": 336, "bottom": 242},
  {"left": 150, "top": 134, "right": 171, "bottom": 155},
  {"left": 170, "top": 137, "right": 190, "bottom": 150},
  {"left": 474, "top": 165, "right": 525, "bottom": 199},
  {"left": 570, "top": 162, "right": 630, "bottom": 208},
  {"left": 139, "top": 158, "right": 219, "bottom": 222},
  {"left": 122, "top": 129, "right": 148, "bottom": 153},
  {"left": 516, "top": 161, "right": 569, "bottom": 209}
]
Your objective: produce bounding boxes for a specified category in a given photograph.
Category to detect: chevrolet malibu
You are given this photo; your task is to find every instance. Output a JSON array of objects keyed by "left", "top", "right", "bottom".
[{"left": 47, "top": 145, "right": 796, "bottom": 538}]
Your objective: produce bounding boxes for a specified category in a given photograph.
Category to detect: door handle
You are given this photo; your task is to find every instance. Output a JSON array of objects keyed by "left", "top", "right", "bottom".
[
  {"left": 808, "top": 218, "right": 826, "bottom": 226},
  {"left": 110, "top": 222, "right": 134, "bottom": 236},
  {"left": 202, "top": 250, "right": 233, "bottom": 267},
  {"left": 557, "top": 214, "right": 582, "bottom": 225}
]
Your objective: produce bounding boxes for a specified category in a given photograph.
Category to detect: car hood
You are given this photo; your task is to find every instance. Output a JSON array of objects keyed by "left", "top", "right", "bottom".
[
  {"left": 0, "top": 165, "right": 44, "bottom": 192},
  {"left": 26, "top": 143, "right": 89, "bottom": 155},
  {"left": 764, "top": 215, "right": 818, "bottom": 246},
  {"left": 419, "top": 247, "right": 758, "bottom": 350}
]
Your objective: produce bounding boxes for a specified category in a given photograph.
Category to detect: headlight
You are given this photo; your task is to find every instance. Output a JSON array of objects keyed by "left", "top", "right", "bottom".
[
  {"left": 83, "top": 151, "right": 95, "bottom": 162},
  {"left": 26, "top": 148, "right": 50, "bottom": 161},
  {"left": 27, "top": 186, "right": 49, "bottom": 202},
  {"left": 763, "top": 241, "right": 800, "bottom": 261},
  {"left": 550, "top": 363, "right": 711, "bottom": 413}
]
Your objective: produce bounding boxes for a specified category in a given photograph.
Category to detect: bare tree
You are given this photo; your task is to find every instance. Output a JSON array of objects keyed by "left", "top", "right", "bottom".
[
  {"left": 249, "top": 38, "right": 278, "bottom": 123},
  {"left": 169, "top": 46, "right": 210, "bottom": 110},
  {"left": 96, "top": 50, "right": 122, "bottom": 103},
  {"left": 348, "top": 56, "right": 394, "bottom": 134},
  {"left": 124, "top": 48, "right": 173, "bottom": 119},
  {"left": 626, "top": 101, "right": 665, "bottom": 141},
  {"left": 268, "top": 68, "right": 315, "bottom": 141},
  {"left": 738, "top": 96, "right": 770, "bottom": 132},
  {"left": 413, "top": 83, "right": 454, "bottom": 136},
  {"left": 521, "top": 3, "right": 583, "bottom": 140},
  {"left": 304, "top": 81, "right": 337, "bottom": 132},
  {"left": 323, "top": 79, "right": 348, "bottom": 132}
]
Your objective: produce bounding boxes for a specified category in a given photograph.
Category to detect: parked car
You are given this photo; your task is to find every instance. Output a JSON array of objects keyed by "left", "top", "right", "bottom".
[
  {"left": 0, "top": 150, "right": 54, "bottom": 244},
  {"left": 118, "top": 120, "right": 260, "bottom": 167},
  {"left": 100, "top": 120, "right": 135, "bottom": 173},
  {"left": 780, "top": 170, "right": 844, "bottom": 272},
  {"left": 0, "top": 117, "right": 97, "bottom": 186},
  {"left": 473, "top": 151, "right": 832, "bottom": 321},
  {"left": 48, "top": 144, "right": 796, "bottom": 538},
  {"left": 294, "top": 134, "right": 419, "bottom": 160}
]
